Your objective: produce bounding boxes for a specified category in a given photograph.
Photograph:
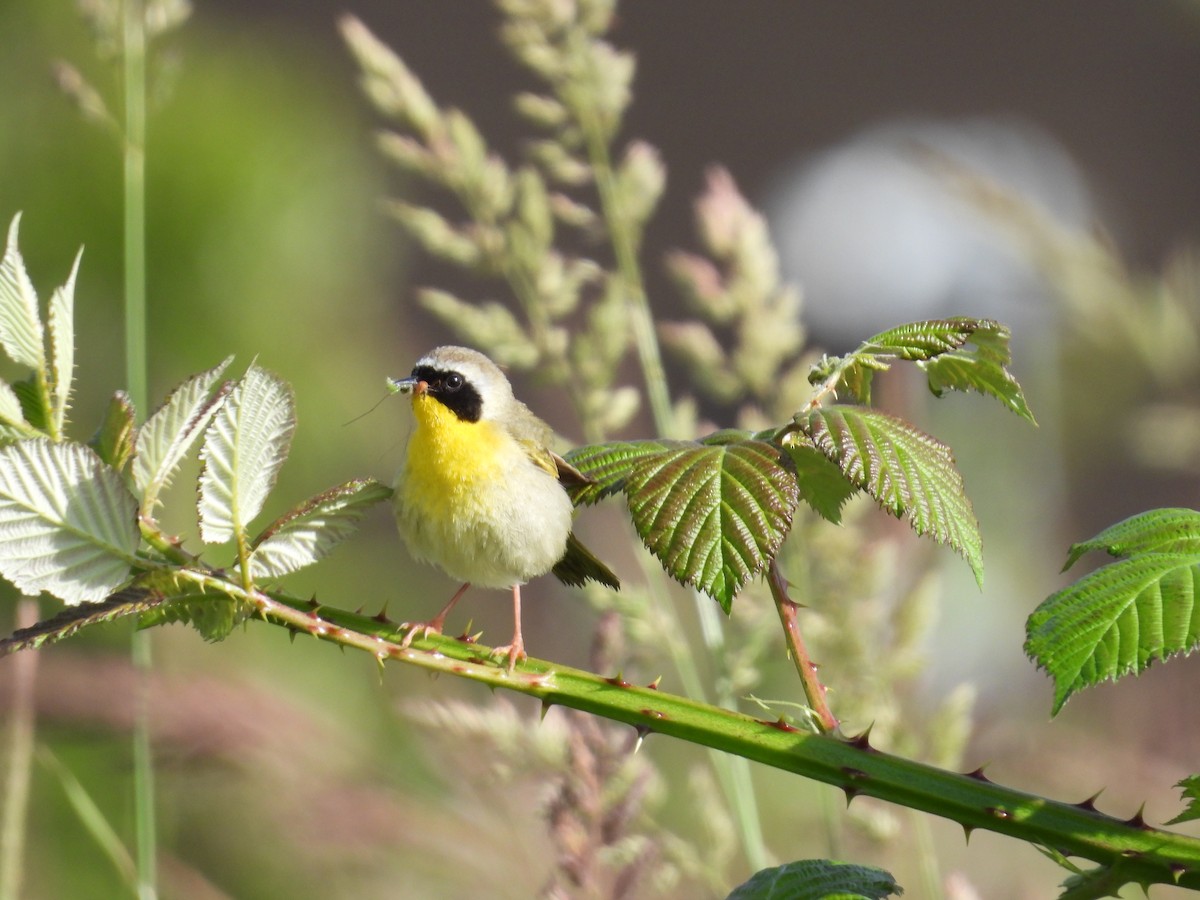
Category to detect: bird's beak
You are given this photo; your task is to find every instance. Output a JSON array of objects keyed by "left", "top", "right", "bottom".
[{"left": 387, "top": 376, "right": 427, "bottom": 396}]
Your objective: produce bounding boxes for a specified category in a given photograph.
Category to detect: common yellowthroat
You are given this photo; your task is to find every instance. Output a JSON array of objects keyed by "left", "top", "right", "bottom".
[{"left": 391, "top": 346, "right": 619, "bottom": 670}]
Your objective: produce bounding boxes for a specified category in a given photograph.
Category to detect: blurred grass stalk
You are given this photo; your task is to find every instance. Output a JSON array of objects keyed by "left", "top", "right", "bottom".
[
  {"left": 121, "top": 0, "right": 157, "bottom": 897},
  {"left": 570, "top": 37, "right": 770, "bottom": 867},
  {"left": 0, "top": 598, "right": 38, "bottom": 900}
]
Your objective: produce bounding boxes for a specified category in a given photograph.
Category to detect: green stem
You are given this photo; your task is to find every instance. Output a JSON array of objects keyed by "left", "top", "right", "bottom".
[
  {"left": 8, "top": 583, "right": 1200, "bottom": 887},
  {"left": 123, "top": 1, "right": 147, "bottom": 412},
  {"left": 0, "top": 598, "right": 39, "bottom": 900},
  {"left": 121, "top": 1, "right": 155, "bottom": 897},
  {"left": 239, "top": 594, "right": 1200, "bottom": 889}
]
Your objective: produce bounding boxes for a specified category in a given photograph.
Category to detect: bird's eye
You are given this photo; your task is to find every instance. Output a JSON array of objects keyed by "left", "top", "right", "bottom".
[{"left": 443, "top": 373, "right": 464, "bottom": 392}]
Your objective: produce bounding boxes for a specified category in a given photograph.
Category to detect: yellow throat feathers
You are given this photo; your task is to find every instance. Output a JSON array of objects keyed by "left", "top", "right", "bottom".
[{"left": 406, "top": 391, "right": 510, "bottom": 494}]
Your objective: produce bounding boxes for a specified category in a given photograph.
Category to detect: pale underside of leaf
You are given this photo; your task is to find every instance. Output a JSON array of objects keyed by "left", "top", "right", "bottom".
[
  {"left": 0, "top": 214, "right": 46, "bottom": 371},
  {"left": 624, "top": 440, "right": 797, "bottom": 612},
  {"left": 48, "top": 247, "right": 82, "bottom": 436},
  {"left": 799, "top": 406, "right": 983, "bottom": 586},
  {"left": 0, "top": 380, "right": 32, "bottom": 437},
  {"left": 133, "top": 357, "right": 234, "bottom": 510},
  {"left": 1025, "top": 551, "right": 1200, "bottom": 714},
  {"left": 248, "top": 479, "right": 392, "bottom": 579},
  {"left": 198, "top": 364, "right": 296, "bottom": 543},
  {"left": 0, "top": 438, "right": 140, "bottom": 604}
]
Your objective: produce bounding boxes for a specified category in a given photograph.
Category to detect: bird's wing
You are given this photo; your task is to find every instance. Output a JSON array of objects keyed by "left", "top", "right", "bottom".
[
  {"left": 515, "top": 437, "right": 561, "bottom": 479},
  {"left": 549, "top": 450, "right": 594, "bottom": 488}
]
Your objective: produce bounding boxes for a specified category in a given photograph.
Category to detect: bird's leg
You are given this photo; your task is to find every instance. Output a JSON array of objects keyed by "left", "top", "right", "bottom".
[
  {"left": 400, "top": 582, "right": 471, "bottom": 648},
  {"left": 490, "top": 584, "right": 527, "bottom": 673}
]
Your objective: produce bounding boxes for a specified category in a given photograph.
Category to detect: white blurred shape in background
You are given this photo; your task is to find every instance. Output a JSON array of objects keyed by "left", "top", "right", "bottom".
[{"left": 763, "top": 117, "right": 1093, "bottom": 350}]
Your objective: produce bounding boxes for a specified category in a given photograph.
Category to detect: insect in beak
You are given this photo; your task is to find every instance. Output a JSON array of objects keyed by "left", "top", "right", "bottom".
[{"left": 387, "top": 376, "right": 427, "bottom": 396}]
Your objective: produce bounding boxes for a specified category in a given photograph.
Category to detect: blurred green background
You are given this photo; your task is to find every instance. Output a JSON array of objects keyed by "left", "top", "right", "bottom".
[{"left": 2, "top": 2, "right": 1200, "bottom": 898}]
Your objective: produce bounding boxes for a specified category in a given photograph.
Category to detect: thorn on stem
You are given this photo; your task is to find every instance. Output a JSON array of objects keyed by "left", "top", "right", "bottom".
[
  {"left": 1074, "top": 791, "right": 1104, "bottom": 813},
  {"left": 762, "top": 717, "right": 799, "bottom": 733},
  {"left": 1123, "top": 805, "right": 1151, "bottom": 830},
  {"left": 846, "top": 726, "right": 875, "bottom": 752},
  {"left": 633, "top": 725, "right": 652, "bottom": 753}
]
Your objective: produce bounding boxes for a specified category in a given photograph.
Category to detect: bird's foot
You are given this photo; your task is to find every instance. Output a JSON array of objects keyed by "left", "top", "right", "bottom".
[
  {"left": 490, "top": 639, "right": 527, "bottom": 673},
  {"left": 398, "top": 618, "right": 445, "bottom": 649},
  {"left": 398, "top": 583, "right": 470, "bottom": 649}
]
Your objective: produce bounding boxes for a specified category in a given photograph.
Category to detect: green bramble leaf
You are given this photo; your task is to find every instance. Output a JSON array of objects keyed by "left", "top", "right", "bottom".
[
  {"left": 126, "top": 568, "right": 247, "bottom": 642},
  {"left": 807, "top": 352, "right": 886, "bottom": 406},
  {"left": 797, "top": 406, "right": 983, "bottom": 586},
  {"left": 567, "top": 433, "right": 798, "bottom": 611},
  {"left": 726, "top": 859, "right": 902, "bottom": 900},
  {"left": 1025, "top": 549, "right": 1200, "bottom": 715},
  {"left": 623, "top": 439, "right": 798, "bottom": 613},
  {"left": 918, "top": 320, "right": 1035, "bottom": 423},
  {"left": 1062, "top": 507, "right": 1200, "bottom": 571},
  {"left": 1056, "top": 865, "right": 1128, "bottom": 897},
  {"left": 0, "top": 438, "right": 140, "bottom": 604},
  {"left": 1167, "top": 775, "right": 1200, "bottom": 826},
  {"left": 138, "top": 591, "right": 245, "bottom": 643},
  {"left": 12, "top": 375, "right": 49, "bottom": 433},
  {"left": 197, "top": 364, "right": 295, "bottom": 544},
  {"left": 805, "top": 318, "right": 1031, "bottom": 422},
  {"left": 90, "top": 391, "right": 136, "bottom": 472},
  {"left": 249, "top": 479, "right": 393, "bottom": 580},
  {"left": 563, "top": 438, "right": 675, "bottom": 506},
  {"left": 808, "top": 318, "right": 985, "bottom": 405},
  {"left": 859, "top": 317, "right": 984, "bottom": 360},
  {"left": 783, "top": 439, "right": 861, "bottom": 525}
]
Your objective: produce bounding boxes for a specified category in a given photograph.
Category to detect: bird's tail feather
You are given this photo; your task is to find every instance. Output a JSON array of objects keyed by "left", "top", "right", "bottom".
[{"left": 552, "top": 532, "right": 620, "bottom": 590}]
